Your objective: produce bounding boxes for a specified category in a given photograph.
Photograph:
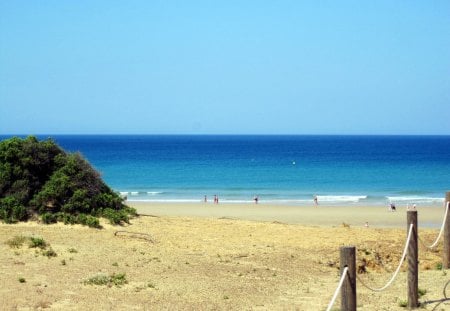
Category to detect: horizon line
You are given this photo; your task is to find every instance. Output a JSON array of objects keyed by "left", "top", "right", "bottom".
[{"left": 2, "top": 133, "right": 450, "bottom": 137}]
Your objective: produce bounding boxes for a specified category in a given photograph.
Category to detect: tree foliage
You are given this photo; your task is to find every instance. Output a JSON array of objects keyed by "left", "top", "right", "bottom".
[{"left": 0, "top": 136, "right": 136, "bottom": 226}]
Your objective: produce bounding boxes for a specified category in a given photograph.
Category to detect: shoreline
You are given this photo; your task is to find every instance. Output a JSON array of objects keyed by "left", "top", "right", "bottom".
[{"left": 129, "top": 201, "right": 446, "bottom": 228}]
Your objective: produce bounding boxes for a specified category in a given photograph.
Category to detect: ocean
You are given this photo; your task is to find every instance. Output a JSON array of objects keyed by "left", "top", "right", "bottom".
[{"left": 2, "top": 135, "right": 450, "bottom": 206}]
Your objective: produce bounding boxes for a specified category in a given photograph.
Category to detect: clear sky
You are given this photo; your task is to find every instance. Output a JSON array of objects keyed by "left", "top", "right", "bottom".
[{"left": 1, "top": 1, "right": 449, "bottom": 135}]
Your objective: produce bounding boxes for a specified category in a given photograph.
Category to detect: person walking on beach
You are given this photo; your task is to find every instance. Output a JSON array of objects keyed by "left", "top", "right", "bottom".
[
  {"left": 314, "top": 195, "right": 318, "bottom": 206},
  {"left": 204, "top": 195, "right": 207, "bottom": 203},
  {"left": 389, "top": 202, "right": 396, "bottom": 211},
  {"left": 254, "top": 196, "right": 259, "bottom": 204}
]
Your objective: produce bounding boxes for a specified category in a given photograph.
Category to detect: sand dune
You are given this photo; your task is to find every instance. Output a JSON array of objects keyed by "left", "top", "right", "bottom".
[{"left": 0, "top": 203, "right": 448, "bottom": 310}]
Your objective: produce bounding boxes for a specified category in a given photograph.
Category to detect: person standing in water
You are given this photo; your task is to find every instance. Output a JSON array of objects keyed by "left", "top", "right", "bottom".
[{"left": 314, "top": 195, "right": 318, "bottom": 206}]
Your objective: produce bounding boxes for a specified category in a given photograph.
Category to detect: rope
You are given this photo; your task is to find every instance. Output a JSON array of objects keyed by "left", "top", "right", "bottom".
[
  {"left": 114, "top": 230, "right": 155, "bottom": 243},
  {"left": 419, "top": 201, "right": 449, "bottom": 249},
  {"left": 326, "top": 266, "right": 349, "bottom": 311},
  {"left": 357, "top": 224, "right": 414, "bottom": 292}
]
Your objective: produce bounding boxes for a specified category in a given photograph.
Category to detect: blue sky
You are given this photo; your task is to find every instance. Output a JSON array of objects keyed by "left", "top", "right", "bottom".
[{"left": 1, "top": 1, "right": 449, "bottom": 135}]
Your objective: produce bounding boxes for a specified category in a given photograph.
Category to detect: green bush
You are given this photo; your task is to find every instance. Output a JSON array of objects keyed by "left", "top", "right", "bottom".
[
  {"left": 56, "top": 212, "right": 77, "bottom": 225},
  {"left": 102, "top": 208, "right": 127, "bottom": 225},
  {"left": 0, "top": 136, "right": 135, "bottom": 228},
  {"left": 418, "top": 288, "right": 427, "bottom": 297},
  {"left": 41, "top": 212, "right": 57, "bottom": 224},
  {"left": 84, "top": 272, "right": 127, "bottom": 287},
  {"left": 29, "top": 236, "right": 47, "bottom": 249},
  {"left": 0, "top": 197, "right": 27, "bottom": 223},
  {"left": 76, "top": 214, "right": 101, "bottom": 228}
]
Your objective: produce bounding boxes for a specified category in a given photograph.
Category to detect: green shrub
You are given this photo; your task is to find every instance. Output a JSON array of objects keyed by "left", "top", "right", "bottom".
[
  {"left": 41, "top": 212, "right": 57, "bottom": 224},
  {"left": 76, "top": 214, "right": 101, "bottom": 228},
  {"left": 0, "top": 136, "right": 135, "bottom": 228},
  {"left": 56, "top": 212, "right": 77, "bottom": 225},
  {"left": 0, "top": 197, "right": 27, "bottom": 223},
  {"left": 85, "top": 215, "right": 100, "bottom": 228},
  {"left": 84, "top": 273, "right": 127, "bottom": 287},
  {"left": 398, "top": 299, "right": 407, "bottom": 307},
  {"left": 110, "top": 273, "right": 127, "bottom": 286},
  {"left": 18, "top": 277, "right": 26, "bottom": 283},
  {"left": 102, "top": 208, "right": 129, "bottom": 225},
  {"left": 418, "top": 288, "right": 427, "bottom": 297},
  {"left": 84, "top": 273, "right": 110, "bottom": 286},
  {"left": 29, "top": 236, "right": 47, "bottom": 249}
]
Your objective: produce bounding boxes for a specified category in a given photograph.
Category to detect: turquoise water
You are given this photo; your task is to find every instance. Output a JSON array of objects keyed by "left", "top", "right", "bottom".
[{"left": 3, "top": 135, "right": 449, "bottom": 206}]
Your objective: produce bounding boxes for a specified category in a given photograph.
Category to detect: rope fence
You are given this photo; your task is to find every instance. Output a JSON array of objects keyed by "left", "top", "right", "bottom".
[
  {"left": 419, "top": 201, "right": 449, "bottom": 249},
  {"left": 356, "top": 224, "right": 414, "bottom": 292},
  {"left": 325, "top": 266, "right": 349, "bottom": 311}
]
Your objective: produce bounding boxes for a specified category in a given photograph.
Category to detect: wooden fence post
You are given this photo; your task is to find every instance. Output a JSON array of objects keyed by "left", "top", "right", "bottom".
[
  {"left": 340, "top": 246, "right": 356, "bottom": 311},
  {"left": 407, "top": 211, "right": 418, "bottom": 309},
  {"left": 444, "top": 191, "right": 450, "bottom": 268}
]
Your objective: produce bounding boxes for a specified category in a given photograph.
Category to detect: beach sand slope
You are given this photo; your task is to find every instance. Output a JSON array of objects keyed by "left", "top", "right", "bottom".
[{"left": 0, "top": 204, "right": 448, "bottom": 310}]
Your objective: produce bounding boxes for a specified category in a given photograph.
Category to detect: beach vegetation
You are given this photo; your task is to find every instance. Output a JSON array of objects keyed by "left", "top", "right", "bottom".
[
  {"left": 418, "top": 288, "right": 427, "bottom": 297},
  {"left": 29, "top": 236, "right": 47, "bottom": 249},
  {"left": 84, "top": 272, "right": 127, "bottom": 287},
  {"left": 43, "top": 248, "right": 57, "bottom": 258},
  {"left": 6, "top": 235, "right": 27, "bottom": 248},
  {"left": 0, "top": 136, "right": 136, "bottom": 226},
  {"left": 7, "top": 234, "right": 58, "bottom": 258},
  {"left": 18, "top": 277, "right": 26, "bottom": 283},
  {"left": 397, "top": 298, "right": 407, "bottom": 307},
  {"left": 0, "top": 197, "right": 27, "bottom": 223}
]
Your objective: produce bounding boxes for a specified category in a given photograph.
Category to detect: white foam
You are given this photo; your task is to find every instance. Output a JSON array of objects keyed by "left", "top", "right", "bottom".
[
  {"left": 387, "top": 196, "right": 444, "bottom": 203},
  {"left": 317, "top": 195, "right": 367, "bottom": 203},
  {"left": 147, "top": 191, "right": 163, "bottom": 195}
]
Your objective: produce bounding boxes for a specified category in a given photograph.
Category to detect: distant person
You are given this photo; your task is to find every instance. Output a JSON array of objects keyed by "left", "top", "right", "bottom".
[
  {"left": 204, "top": 195, "right": 207, "bottom": 203},
  {"left": 364, "top": 222, "right": 369, "bottom": 228},
  {"left": 390, "top": 203, "right": 396, "bottom": 211},
  {"left": 254, "top": 196, "right": 259, "bottom": 204},
  {"left": 314, "top": 195, "right": 318, "bottom": 206},
  {"left": 214, "top": 195, "right": 217, "bottom": 204}
]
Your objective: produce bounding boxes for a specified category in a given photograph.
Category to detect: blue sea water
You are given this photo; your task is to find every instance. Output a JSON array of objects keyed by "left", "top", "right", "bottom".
[{"left": 2, "top": 135, "right": 450, "bottom": 206}]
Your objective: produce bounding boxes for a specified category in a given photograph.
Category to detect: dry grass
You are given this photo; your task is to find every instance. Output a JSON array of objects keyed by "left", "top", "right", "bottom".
[{"left": 0, "top": 216, "right": 448, "bottom": 310}]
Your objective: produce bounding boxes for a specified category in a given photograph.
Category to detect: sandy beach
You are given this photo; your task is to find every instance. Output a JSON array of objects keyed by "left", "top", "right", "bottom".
[
  {"left": 131, "top": 201, "right": 446, "bottom": 228},
  {"left": 0, "top": 203, "right": 449, "bottom": 310}
]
